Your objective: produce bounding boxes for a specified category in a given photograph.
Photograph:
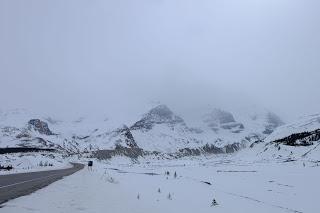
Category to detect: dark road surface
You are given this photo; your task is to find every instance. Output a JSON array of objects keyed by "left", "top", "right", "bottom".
[{"left": 0, "top": 163, "right": 84, "bottom": 205}]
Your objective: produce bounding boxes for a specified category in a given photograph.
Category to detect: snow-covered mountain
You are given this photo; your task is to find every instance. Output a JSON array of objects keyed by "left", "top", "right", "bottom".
[
  {"left": 249, "top": 113, "right": 320, "bottom": 161},
  {"left": 265, "top": 113, "right": 320, "bottom": 143},
  {"left": 125, "top": 105, "right": 283, "bottom": 152},
  {"left": 0, "top": 105, "right": 286, "bottom": 158}
]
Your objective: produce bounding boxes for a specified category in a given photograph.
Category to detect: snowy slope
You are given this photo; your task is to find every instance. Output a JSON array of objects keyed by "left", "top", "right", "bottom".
[
  {"left": 3, "top": 158, "right": 320, "bottom": 213},
  {"left": 247, "top": 114, "right": 320, "bottom": 162},
  {"left": 265, "top": 113, "right": 320, "bottom": 142}
]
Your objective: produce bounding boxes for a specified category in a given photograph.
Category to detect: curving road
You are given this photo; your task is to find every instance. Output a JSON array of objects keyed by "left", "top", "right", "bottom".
[{"left": 0, "top": 163, "right": 84, "bottom": 205}]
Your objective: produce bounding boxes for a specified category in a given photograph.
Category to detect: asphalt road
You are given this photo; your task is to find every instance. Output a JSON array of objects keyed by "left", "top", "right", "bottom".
[{"left": 0, "top": 163, "right": 84, "bottom": 205}]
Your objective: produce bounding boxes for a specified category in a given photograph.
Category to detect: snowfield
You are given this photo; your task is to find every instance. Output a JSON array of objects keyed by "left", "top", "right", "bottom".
[
  {"left": 0, "top": 152, "right": 72, "bottom": 175},
  {"left": 1, "top": 154, "right": 319, "bottom": 213}
]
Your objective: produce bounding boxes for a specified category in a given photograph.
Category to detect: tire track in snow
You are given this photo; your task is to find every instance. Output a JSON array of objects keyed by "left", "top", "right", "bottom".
[
  {"left": 174, "top": 173, "right": 303, "bottom": 213},
  {"left": 215, "top": 189, "right": 303, "bottom": 213}
]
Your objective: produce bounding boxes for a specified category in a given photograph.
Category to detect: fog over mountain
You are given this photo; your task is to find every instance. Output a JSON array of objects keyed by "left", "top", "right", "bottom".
[
  {"left": 1, "top": 2, "right": 320, "bottom": 212},
  {"left": 1, "top": 0, "right": 320, "bottom": 121}
]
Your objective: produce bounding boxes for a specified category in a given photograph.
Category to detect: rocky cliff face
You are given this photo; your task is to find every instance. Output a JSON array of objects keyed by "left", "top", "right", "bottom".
[
  {"left": 131, "top": 105, "right": 186, "bottom": 132},
  {"left": 28, "top": 119, "right": 54, "bottom": 135},
  {"left": 114, "top": 125, "right": 138, "bottom": 148}
]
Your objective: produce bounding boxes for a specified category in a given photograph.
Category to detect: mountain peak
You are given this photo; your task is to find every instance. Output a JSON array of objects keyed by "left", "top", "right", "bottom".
[
  {"left": 28, "top": 119, "right": 54, "bottom": 135},
  {"left": 203, "top": 109, "right": 244, "bottom": 133},
  {"left": 146, "top": 105, "right": 175, "bottom": 121},
  {"left": 131, "top": 105, "right": 184, "bottom": 131},
  {"left": 207, "top": 109, "right": 236, "bottom": 124}
]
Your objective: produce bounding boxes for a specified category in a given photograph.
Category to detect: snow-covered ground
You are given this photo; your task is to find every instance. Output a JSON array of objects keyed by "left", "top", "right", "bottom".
[
  {"left": 0, "top": 153, "right": 72, "bottom": 175},
  {"left": 1, "top": 154, "right": 319, "bottom": 213}
]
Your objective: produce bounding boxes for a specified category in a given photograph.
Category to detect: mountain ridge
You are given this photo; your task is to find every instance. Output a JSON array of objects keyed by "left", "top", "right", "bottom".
[{"left": 0, "top": 104, "right": 285, "bottom": 156}]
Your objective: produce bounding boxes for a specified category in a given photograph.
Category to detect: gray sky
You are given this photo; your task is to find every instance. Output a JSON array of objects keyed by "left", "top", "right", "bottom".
[{"left": 0, "top": 0, "right": 319, "bottom": 121}]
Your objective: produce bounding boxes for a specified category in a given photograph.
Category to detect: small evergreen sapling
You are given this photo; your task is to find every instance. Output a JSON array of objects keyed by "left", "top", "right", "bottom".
[{"left": 211, "top": 199, "right": 218, "bottom": 206}]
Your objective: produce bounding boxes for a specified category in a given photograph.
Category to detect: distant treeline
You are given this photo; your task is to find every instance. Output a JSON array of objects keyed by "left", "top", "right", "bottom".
[
  {"left": 273, "top": 129, "right": 320, "bottom": 146},
  {"left": 0, "top": 147, "right": 56, "bottom": 154},
  {"left": 0, "top": 165, "right": 13, "bottom": 171}
]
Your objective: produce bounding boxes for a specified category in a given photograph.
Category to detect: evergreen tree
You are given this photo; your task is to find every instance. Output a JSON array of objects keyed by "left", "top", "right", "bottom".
[{"left": 211, "top": 199, "right": 218, "bottom": 206}]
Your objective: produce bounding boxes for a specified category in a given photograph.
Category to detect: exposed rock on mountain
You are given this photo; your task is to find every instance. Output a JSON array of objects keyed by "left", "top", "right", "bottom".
[
  {"left": 175, "top": 143, "right": 242, "bottom": 157},
  {"left": 94, "top": 145, "right": 144, "bottom": 160},
  {"left": 131, "top": 105, "right": 186, "bottom": 132},
  {"left": 18, "top": 137, "right": 58, "bottom": 149},
  {"left": 0, "top": 106, "right": 287, "bottom": 158},
  {"left": 129, "top": 105, "right": 201, "bottom": 152},
  {"left": 115, "top": 125, "right": 138, "bottom": 148},
  {"left": 16, "top": 131, "right": 31, "bottom": 139},
  {"left": 104, "top": 125, "right": 139, "bottom": 149},
  {"left": 28, "top": 119, "right": 54, "bottom": 135},
  {"left": 249, "top": 114, "right": 320, "bottom": 161},
  {"left": 93, "top": 142, "right": 243, "bottom": 160}
]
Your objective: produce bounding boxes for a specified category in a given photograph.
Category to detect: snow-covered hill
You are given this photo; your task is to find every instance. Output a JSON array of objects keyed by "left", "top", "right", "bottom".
[
  {"left": 265, "top": 113, "right": 320, "bottom": 142},
  {"left": 248, "top": 114, "right": 320, "bottom": 162}
]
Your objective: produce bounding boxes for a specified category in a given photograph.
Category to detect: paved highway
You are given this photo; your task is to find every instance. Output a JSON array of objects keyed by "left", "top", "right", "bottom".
[{"left": 0, "top": 163, "right": 84, "bottom": 204}]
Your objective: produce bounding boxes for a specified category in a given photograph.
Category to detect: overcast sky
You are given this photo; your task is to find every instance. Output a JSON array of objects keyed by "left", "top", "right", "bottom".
[{"left": 0, "top": 0, "right": 319, "bottom": 121}]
